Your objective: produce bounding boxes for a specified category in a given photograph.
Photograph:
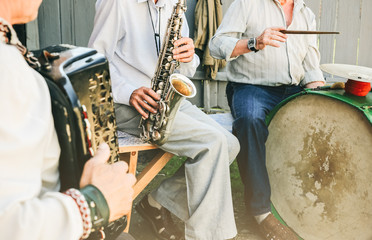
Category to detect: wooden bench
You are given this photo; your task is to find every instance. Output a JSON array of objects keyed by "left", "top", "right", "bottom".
[
  {"left": 117, "top": 112, "right": 234, "bottom": 232},
  {"left": 118, "top": 131, "right": 174, "bottom": 232}
]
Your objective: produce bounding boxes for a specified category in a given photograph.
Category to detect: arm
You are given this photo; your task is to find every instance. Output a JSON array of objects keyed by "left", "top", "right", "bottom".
[
  {"left": 209, "top": 0, "right": 246, "bottom": 61},
  {"left": 230, "top": 27, "right": 288, "bottom": 58},
  {"left": 209, "top": 0, "right": 287, "bottom": 60},
  {"left": 0, "top": 45, "right": 83, "bottom": 240},
  {"left": 130, "top": 8, "right": 199, "bottom": 119},
  {"left": 300, "top": 10, "right": 325, "bottom": 88},
  {"left": 0, "top": 44, "right": 136, "bottom": 239}
]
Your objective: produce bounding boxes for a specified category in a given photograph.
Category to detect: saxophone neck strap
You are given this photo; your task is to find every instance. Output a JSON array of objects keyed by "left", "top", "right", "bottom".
[{"left": 146, "top": 1, "right": 161, "bottom": 56}]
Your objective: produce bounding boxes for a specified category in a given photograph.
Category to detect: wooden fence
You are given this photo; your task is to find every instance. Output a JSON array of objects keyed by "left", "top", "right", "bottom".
[
  {"left": 26, "top": 0, "right": 372, "bottom": 111},
  {"left": 306, "top": 0, "right": 372, "bottom": 68},
  {"left": 26, "top": 0, "right": 96, "bottom": 50}
]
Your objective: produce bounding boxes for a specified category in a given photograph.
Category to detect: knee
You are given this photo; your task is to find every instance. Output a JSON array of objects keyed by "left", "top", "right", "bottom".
[
  {"left": 235, "top": 112, "right": 265, "bottom": 130},
  {"left": 209, "top": 130, "right": 240, "bottom": 164},
  {"left": 227, "top": 133, "right": 240, "bottom": 164},
  {"left": 208, "top": 130, "right": 228, "bottom": 147}
]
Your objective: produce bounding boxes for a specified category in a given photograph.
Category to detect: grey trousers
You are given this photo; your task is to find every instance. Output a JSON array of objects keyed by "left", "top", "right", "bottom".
[{"left": 115, "top": 100, "right": 240, "bottom": 240}]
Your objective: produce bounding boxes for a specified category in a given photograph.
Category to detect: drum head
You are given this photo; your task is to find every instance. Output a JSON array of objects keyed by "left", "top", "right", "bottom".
[{"left": 266, "top": 93, "right": 372, "bottom": 240}]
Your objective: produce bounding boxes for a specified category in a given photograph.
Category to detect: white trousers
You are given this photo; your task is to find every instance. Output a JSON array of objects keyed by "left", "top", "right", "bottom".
[{"left": 115, "top": 100, "right": 240, "bottom": 240}]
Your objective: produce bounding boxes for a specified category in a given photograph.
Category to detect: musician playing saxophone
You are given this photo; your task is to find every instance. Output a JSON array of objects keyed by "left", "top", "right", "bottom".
[{"left": 88, "top": 0, "right": 240, "bottom": 239}]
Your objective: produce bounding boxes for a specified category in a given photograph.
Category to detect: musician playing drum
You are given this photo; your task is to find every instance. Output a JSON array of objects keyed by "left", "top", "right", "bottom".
[
  {"left": 209, "top": 0, "right": 325, "bottom": 239},
  {"left": 0, "top": 1, "right": 136, "bottom": 239},
  {"left": 88, "top": 0, "right": 240, "bottom": 240}
]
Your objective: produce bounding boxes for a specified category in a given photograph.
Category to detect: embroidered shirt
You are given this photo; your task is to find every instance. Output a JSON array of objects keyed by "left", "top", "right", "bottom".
[{"left": 0, "top": 36, "right": 83, "bottom": 239}]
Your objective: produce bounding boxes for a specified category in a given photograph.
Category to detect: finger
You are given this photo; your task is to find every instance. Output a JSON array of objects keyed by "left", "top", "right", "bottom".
[
  {"left": 139, "top": 99, "right": 157, "bottom": 114},
  {"left": 174, "top": 51, "right": 194, "bottom": 60},
  {"left": 271, "top": 26, "right": 286, "bottom": 31},
  {"left": 91, "top": 142, "right": 111, "bottom": 164},
  {"left": 143, "top": 88, "right": 161, "bottom": 101},
  {"left": 271, "top": 31, "right": 288, "bottom": 40},
  {"left": 173, "top": 49, "right": 195, "bottom": 59},
  {"left": 126, "top": 173, "right": 137, "bottom": 187},
  {"left": 173, "top": 42, "right": 194, "bottom": 55},
  {"left": 178, "top": 55, "right": 194, "bottom": 63},
  {"left": 111, "top": 160, "right": 129, "bottom": 173},
  {"left": 174, "top": 37, "right": 192, "bottom": 47},
  {"left": 142, "top": 94, "right": 159, "bottom": 109},
  {"left": 270, "top": 34, "right": 287, "bottom": 42},
  {"left": 266, "top": 40, "right": 281, "bottom": 48},
  {"left": 132, "top": 101, "right": 148, "bottom": 118}
]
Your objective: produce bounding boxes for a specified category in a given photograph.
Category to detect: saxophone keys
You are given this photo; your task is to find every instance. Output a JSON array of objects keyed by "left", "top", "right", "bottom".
[
  {"left": 156, "top": 89, "right": 163, "bottom": 96},
  {"left": 164, "top": 63, "right": 171, "bottom": 70},
  {"left": 152, "top": 130, "right": 161, "bottom": 141},
  {"left": 162, "top": 119, "right": 167, "bottom": 127},
  {"left": 149, "top": 113, "right": 156, "bottom": 121},
  {"left": 158, "top": 81, "right": 165, "bottom": 89},
  {"left": 140, "top": 132, "right": 151, "bottom": 142}
]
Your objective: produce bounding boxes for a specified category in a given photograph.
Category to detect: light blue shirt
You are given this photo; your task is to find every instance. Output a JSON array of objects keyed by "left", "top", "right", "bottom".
[
  {"left": 88, "top": 0, "right": 200, "bottom": 105},
  {"left": 209, "top": 0, "right": 324, "bottom": 87}
]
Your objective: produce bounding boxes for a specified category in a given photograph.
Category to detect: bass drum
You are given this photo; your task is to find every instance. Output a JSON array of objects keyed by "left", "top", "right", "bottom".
[{"left": 266, "top": 89, "right": 372, "bottom": 240}]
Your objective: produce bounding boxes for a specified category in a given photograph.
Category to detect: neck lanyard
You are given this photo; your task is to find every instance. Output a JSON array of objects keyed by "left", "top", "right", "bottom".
[{"left": 147, "top": 1, "right": 161, "bottom": 56}]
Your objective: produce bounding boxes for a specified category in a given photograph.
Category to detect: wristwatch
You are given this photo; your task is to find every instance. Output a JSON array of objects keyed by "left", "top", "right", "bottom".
[{"left": 248, "top": 37, "right": 258, "bottom": 52}]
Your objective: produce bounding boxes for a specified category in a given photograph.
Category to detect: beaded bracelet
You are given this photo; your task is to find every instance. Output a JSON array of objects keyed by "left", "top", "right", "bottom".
[{"left": 64, "top": 188, "right": 92, "bottom": 239}]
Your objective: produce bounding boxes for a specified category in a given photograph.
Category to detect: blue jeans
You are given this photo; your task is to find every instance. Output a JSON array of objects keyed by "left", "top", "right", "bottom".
[{"left": 226, "top": 82, "right": 302, "bottom": 216}]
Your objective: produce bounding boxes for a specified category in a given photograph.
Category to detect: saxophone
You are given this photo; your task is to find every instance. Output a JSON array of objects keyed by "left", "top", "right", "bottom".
[{"left": 140, "top": 0, "right": 196, "bottom": 145}]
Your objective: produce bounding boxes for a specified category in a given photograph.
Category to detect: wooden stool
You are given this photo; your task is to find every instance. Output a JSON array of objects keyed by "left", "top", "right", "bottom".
[{"left": 117, "top": 131, "right": 174, "bottom": 232}]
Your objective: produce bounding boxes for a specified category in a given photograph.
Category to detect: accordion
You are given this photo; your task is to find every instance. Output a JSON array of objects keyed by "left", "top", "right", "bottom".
[{"left": 32, "top": 45, "right": 125, "bottom": 239}]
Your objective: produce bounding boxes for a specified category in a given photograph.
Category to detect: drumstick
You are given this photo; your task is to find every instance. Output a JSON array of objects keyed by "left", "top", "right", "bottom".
[{"left": 280, "top": 30, "right": 340, "bottom": 35}]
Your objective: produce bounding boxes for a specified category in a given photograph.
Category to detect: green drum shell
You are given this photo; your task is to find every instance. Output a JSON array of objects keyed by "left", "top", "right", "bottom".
[{"left": 266, "top": 89, "right": 372, "bottom": 240}]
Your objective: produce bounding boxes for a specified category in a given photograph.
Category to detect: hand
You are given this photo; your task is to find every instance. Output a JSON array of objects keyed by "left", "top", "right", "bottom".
[
  {"left": 80, "top": 143, "right": 136, "bottom": 222},
  {"left": 305, "top": 81, "right": 325, "bottom": 89},
  {"left": 173, "top": 37, "right": 195, "bottom": 63},
  {"left": 129, "top": 87, "right": 160, "bottom": 119},
  {"left": 256, "top": 27, "right": 288, "bottom": 50}
]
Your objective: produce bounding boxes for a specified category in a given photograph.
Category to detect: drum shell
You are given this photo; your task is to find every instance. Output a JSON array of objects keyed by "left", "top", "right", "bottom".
[{"left": 266, "top": 89, "right": 372, "bottom": 240}]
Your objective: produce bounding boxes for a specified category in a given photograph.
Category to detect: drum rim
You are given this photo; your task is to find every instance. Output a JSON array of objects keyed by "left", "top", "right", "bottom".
[{"left": 265, "top": 89, "right": 372, "bottom": 126}]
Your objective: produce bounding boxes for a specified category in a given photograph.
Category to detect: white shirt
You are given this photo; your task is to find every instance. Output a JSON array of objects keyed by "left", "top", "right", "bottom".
[
  {"left": 209, "top": 0, "right": 324, "bottom": 87},
  {"left": 0, "top": 42, "right": 83, "bottom": 240},
  {"left": 88, "top": 0, "right": 200, "bottom": 106}
]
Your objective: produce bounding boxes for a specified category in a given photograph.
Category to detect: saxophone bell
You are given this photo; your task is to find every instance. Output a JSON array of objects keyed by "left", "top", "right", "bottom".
[{"left": 150, "top": 73, "right": 196, "bottom": 145}]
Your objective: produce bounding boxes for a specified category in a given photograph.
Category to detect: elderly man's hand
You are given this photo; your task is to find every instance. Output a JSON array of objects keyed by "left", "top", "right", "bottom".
[
  {"left": 129, "top": 87, "right": 160, "bottom": 119},
  {"left": 256, "top": 27, "right": 288, "bottom": 50},
  {"left": 305, "top": 81, "right": 325, "bottom": 89},
  {"left": 173, "top": 37, "right": 195, "bottom": 63},
  {"left": 80, "top": 143, "right": 136, "bottom": 222}
]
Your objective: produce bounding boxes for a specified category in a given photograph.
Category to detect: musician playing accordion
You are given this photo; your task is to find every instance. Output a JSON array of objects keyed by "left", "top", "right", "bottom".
[{"left": 0, "top": 1, "right": 136, "bottom": 239}]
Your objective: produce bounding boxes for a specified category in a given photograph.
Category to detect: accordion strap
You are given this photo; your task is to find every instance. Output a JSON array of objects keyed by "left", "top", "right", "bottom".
[{"left": 0, "top": 18, "right": 40, "bottom": 69}]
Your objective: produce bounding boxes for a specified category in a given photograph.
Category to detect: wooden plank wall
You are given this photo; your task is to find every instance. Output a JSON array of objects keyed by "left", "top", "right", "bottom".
[
  {"left": 26, "top": 0, "right": 372, "bottom": 111},
  {"left": 28, "top": 0, "right": 95, "bottom": 50}
]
